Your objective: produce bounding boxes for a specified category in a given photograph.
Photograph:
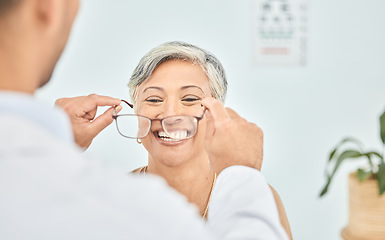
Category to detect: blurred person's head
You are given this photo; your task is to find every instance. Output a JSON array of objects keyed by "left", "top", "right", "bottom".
[{"left": 0, "top": 0, "right": 79, "bottom": 93}]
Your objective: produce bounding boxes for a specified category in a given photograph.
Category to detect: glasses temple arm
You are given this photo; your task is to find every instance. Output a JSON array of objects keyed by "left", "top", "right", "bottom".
[
  {"left": 121, "top": 99, "right": 134, "bottom": 109},
  {"left": 113, "top": 99, "right": 134, "bottom": 118}
]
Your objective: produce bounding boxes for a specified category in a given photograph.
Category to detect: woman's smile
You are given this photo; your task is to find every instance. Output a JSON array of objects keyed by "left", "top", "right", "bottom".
[
  {"left": 152, "top": 130, "right": 189, "bottom": 145},
  {"left": 156, "top": 129, "right": 189, "bottom": 140}
]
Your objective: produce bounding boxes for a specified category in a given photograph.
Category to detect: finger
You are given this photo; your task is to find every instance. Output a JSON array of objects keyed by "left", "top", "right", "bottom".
[
  {"left": 81, "top": 94, "right": 121, "bottom": 112},
  {"left": 83, "top": 109, "right": 97, "bottom": 120},
  {"left": 204, "top": 110, "right": 215, "bottom": 142},
  {"left": 54, "top": 98, "right": 64, "bottom": 106},
  {"left": 89, "top": 94, "right": 121, "bottom": 106},
  {"left": 89, "top": 107, "right": 116, "bottom": 137},
  {"left": 55, "top": 97, "right": 72, "bottom": 110},
  {"left": 201, "top": 98, "right": 230, "bottom": 124},
  {"left": 115, "top": 105, "right": 123, "bottom": 114},
  {"left": 87, "top": 105, "right": 121, "bottom": 121}
]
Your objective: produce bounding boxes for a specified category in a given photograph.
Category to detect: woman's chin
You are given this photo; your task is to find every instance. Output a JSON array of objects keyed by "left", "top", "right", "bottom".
[
  {"left": 144, "top": 134, "right": 203, "bottom": 168},
  {"left": 149, "top": 145, "right": 194, "bottom": 168}
]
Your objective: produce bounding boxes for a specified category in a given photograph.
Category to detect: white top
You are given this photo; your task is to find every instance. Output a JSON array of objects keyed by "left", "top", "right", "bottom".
[
  {"left": 0, "top": 91, "right": 288, "bottom": 240},
  {"left": 0, "top": 91, "right": 73, "bottom": 143}
]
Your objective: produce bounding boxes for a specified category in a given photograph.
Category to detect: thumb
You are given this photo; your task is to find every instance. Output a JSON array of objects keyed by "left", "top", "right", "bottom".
[
  {"left": 204, "top": 110, "right": 215, "bottom": 143},
  {"left": 89, "top": 107, "right": 116, "bottom": 137}
]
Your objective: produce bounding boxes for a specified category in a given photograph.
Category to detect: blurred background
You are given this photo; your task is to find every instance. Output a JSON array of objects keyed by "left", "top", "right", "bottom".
[{"left": 36, "top": 0, "right": 385, "bottom": 239}]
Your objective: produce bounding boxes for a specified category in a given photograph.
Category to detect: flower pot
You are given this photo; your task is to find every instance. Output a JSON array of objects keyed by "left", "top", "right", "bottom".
[{"left": 341, "top": 173, "right": 385, "bottom": 240}]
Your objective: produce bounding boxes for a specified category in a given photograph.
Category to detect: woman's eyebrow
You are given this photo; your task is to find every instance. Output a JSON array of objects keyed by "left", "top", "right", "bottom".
[
  {"left": 180, "top": 85, "right": 205, "bottom": 94},
  {"left": 142, "top": 86, "right": 164, "bottom": 93}
]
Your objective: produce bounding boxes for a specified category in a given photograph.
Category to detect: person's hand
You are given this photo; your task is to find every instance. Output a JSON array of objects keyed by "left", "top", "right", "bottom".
[
  {"left": 202, "top": 98, "right": 263, "bottom": 174},
  {"left": 55, "top": 94, "right": 121, "bottom": 149}
]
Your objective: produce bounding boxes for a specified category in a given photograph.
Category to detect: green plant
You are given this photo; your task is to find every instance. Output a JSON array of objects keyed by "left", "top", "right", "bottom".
[{"left": 320, "top": 111, "right": 385, "bottom": 197}]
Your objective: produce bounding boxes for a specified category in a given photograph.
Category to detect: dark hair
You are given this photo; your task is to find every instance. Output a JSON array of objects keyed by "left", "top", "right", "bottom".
[{"left": 0, "top": 0, "right": 21, "bottom": 16}]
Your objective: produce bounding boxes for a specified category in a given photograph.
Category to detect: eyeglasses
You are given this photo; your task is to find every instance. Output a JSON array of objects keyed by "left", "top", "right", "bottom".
[{"left": 112, "top": 100, "right": 206, "bottom": 140}]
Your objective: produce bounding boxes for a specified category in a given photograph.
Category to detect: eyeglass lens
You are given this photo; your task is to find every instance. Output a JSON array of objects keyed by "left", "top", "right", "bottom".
[
  {"left": 161, "top": 116, "right": 198, "bottom": 140},
  {"left": 115, "top": 115, "right": 151, "bottom": 139},
  {"left": 115, "top": 115, "right": 199, "bottom": 140}
]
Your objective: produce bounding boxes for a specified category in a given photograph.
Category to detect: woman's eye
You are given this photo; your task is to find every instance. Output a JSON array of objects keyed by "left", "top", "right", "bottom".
[
  {"left": 182, "top": 97, "right": 201, "bottom": 102},
  {"left": 145, "top": 98, "right": 163, "bottom": 103}
]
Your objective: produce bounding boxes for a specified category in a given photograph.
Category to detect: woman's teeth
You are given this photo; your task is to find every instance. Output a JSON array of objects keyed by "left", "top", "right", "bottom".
[{"left": 157, "top": 131, "right": 188, "bottom": 141}]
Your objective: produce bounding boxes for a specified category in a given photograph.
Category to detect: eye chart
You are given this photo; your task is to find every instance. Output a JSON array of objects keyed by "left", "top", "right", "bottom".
[{"left": 252, "top": 0, "right": 308, "bottom": 66}]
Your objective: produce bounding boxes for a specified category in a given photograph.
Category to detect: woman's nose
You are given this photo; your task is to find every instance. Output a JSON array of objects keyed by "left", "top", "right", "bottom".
[{"left": 158, "top": 101, "right": 181, "bottom": 118}]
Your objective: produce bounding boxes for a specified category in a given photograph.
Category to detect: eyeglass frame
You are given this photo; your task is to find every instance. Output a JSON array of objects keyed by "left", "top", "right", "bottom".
[{"left": 112, "top": 99, "right": 206, "bottom": 139}]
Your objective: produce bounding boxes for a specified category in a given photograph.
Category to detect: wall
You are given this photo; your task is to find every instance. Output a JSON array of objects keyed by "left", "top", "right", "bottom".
[{"left": 37, "top": 0, "right": 385, "bottom": 239}]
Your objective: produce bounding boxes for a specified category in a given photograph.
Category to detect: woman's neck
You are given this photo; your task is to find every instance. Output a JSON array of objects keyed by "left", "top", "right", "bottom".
[{"left": 147, "top": 153, "right": 215, "bottom": 217}]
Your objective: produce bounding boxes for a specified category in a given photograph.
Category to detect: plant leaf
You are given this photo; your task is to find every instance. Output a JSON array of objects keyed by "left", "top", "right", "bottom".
[
  {"left": 364, "top": 151, "right": 384, "bottom": 160},
  {"left": 381, "top": 111, "right": 385, "bottom": 145},
  {"left": 320, "top": 150, "right": 363, "bottom": 197},
  {"left": 319, "top": 178, "right": 331, "bottom": 197},
  {"left": 356, "top": 169, "right": 372, "bottom": 182},
  {"left": 328, "top": 149, "right": 338, "bottom": 162},
  {"left": 362, "top": 151, "right": 384, "bottom": 167},
  {"left": 377, "top": 163, "right": 385, "bottom": 195},
  {"left": 328, "top": 138, "right": 363, "bottom": 162},
  {"left": 331, "top": 150, "right": 363, "bottom": 176}
]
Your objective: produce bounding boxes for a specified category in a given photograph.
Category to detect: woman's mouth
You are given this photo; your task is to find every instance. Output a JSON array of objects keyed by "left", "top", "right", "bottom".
[{"left": 155, "top": 130, "right": 189, "bottom": 142}]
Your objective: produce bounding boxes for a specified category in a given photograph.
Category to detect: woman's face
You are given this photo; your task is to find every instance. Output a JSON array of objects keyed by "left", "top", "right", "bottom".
[{"left": 135, "top": 60, "right": 212, "bottom": 167}]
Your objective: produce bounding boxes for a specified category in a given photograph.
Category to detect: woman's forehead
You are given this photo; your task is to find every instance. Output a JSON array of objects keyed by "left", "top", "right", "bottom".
[
  {"left": 138, "top": 61, "right": 211, "bottom": 93},
  {"left": 141, "top": 85, "right": 206, "bottom": 95}
]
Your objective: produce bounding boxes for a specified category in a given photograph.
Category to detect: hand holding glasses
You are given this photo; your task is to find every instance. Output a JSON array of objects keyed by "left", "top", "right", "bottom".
[{"left": 112, "top": 100, "right": 206, "bottom": 141}]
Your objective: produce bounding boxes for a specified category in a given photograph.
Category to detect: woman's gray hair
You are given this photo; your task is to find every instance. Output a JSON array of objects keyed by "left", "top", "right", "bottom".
[{"left": 128, "top": 41, "right": 227, "bottom": 104}]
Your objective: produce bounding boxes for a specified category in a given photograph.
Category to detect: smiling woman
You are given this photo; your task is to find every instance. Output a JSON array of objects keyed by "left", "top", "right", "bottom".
[
  {"left": 128, "top": 42, "right": 225, "bottom": 176},
  {"left": 134, "top": 60, "right": 212, "bottom": 168},
  {"left": 126, "top": 41, "right": 292, "bottom": 237}
]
